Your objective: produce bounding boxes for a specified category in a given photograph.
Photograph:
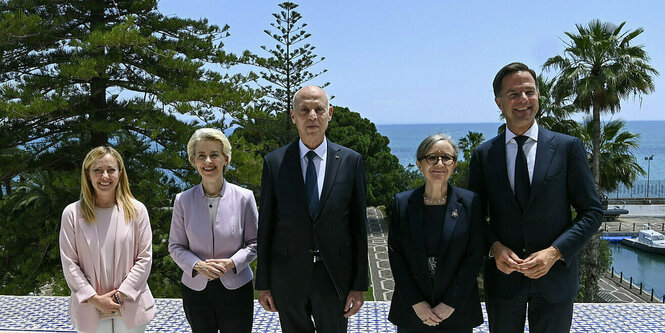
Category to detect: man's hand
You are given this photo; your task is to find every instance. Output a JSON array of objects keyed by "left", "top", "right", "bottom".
[
  {"left": 193, "top": 260, "right": 225, "bottom": 279},
  {"left": 258, "top": 290, "right": 277, "bottom": 312},
  {"left": 432, "top": 302, "right": 455, "bottom": 321},
  {"left": 491, "top": 241, "right": 523, "bottom": 275},
  {"left": 517, "top": 246, "right": 562, "bottom": 279},
  {"left": 412, "top": 301, "right": 442, "bottom": 326},
  {"left": 343, "top": 290, "right": 364, "bottom": 318},
  {"left": 88, "top": 290, "right": 122, "bottom": 314}
]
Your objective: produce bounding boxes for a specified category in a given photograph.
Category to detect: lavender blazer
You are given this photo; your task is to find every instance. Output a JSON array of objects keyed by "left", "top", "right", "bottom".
[
  {"left": 169, "top": 180, "right": 258, "bottom": 291},
  {"left": 59, "top": 200, "right": 155, "bottom": 333}
]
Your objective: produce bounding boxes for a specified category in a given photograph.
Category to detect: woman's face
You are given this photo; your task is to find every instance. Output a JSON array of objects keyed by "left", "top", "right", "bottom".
[
  {"left": 88, "top": 153, "right": 121, "bottom": 200},
  {"left": 416, "top": 140, "right": 457, "bottom": 185},
  {"left": 194, "top": 139, "right": 228, "bottom": 182}
]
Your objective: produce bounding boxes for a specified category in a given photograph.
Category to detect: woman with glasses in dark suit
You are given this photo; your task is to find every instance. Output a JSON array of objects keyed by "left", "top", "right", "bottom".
[{"left": 388, "top": 133, "right": 484, "bottom": 333}]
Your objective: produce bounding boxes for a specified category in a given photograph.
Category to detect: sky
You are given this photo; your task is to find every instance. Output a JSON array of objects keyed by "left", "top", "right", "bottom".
[{"left": 158, "top": 0, "right": 665, "bottom": 125}]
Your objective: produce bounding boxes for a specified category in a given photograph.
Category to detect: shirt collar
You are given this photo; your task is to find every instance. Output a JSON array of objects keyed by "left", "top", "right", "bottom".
[
  {"left": 505, "top": 120, "right": 539, "bottom": 145},
  {"left": 299, "top": 137, "right": 327, "bottom": 160},
  {"left": 197, "top": 179, "right": 227, "bottom": 198}
]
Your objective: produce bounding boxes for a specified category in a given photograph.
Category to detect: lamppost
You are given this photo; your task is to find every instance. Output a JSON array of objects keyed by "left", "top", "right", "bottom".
[{"left": 645, "top": 155, "right": 654, "bottom": 199}]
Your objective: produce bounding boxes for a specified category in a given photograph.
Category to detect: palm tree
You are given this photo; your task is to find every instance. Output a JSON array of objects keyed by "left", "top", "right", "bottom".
[
  {"left": 543, "top": 20, "right": 658, "bottom": 189},
  {"left": 575, "top": 117, "right": 645, "bottom": 193}
]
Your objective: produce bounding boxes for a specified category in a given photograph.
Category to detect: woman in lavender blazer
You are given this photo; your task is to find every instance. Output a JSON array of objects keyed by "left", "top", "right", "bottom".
[{"left": 169, "top": 128, "right": 258, "bottom": 333}]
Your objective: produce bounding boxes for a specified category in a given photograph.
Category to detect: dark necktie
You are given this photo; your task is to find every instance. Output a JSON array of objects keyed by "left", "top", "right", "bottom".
[
  {"left": 514, "top": 135, "right": 530, "bottom": 212},
  {"left": 305, "top": 151, "right": 319, "bottom": 216}
]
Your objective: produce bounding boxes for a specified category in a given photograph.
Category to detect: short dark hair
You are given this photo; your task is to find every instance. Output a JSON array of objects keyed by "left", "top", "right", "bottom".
[{"left": 492, "top": 62, "right": 538, "bottom": 97}]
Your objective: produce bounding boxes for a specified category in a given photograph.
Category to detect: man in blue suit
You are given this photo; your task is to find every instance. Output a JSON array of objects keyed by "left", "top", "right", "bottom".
[{"left": 468, "top": 62, "right": 602, "bottom": 333}]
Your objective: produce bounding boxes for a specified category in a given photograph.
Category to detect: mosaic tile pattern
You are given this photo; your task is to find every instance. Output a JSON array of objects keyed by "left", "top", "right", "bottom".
[{"left": 2, "top": 296, "right": 665, "bottom": 332}]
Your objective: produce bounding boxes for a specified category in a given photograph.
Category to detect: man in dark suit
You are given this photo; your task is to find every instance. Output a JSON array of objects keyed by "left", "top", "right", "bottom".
[
  {"left": 468, "top": 62, "right": 603, "bottom": 333},
  {"left": 256, "top": 85, "right": 368, "bottom": 333}
]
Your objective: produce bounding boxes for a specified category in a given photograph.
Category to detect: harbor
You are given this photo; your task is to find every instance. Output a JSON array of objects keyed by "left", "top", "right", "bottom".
[{"left": 600, "top": 202, "right": 665, "bottom": 303}]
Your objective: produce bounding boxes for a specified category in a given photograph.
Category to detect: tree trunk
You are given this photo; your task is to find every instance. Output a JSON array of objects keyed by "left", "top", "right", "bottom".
[
  {"left": 591, "top": 104, "right": 601, "bottom": 188},
  {"left": 578, "top": 231, "right": 602, "bottom": 302},
  {"left": 89, "top": 1, "right": 108, "bottom": 148}
]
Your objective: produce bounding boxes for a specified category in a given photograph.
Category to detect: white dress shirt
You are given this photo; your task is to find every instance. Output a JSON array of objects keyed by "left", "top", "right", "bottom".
[
  {"left": 299, "top": 138, "right": 327, "bottom": 199},
  {"left": 505, "top": 121, "right": 538, "bottom": 193}
]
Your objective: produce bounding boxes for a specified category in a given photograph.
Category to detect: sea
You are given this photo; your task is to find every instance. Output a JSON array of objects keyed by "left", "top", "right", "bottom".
[
  {"left": 377, "top": 120, "right": 665, "bottom": 300},
  {"left": 377, "top": 120, "right": 665, "bottom": 197}
]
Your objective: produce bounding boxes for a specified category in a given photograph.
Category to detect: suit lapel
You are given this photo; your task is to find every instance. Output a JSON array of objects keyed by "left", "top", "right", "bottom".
[
  {"left": 315, "top": 140, "right": 342, "bottom": 220},
  {"left": 528, "top": 126, "right": 558, "bottom": 208},
  {"left": 436, "top": 185, "right": 461, "bottom": 268},
  {"left": 407, "top": 187, "right": 428, "bottom": 270},
  {"left": 488, "top": 133, "right": 520, "bottom": 211},
  {"left": 79, "top": 212, "right": 101, "bottom": 286},
  {"left": 284, "top": 141, "right": 310, "bottom": 213}
]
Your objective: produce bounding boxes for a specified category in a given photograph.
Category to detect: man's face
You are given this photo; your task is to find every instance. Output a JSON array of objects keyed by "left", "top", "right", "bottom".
[
  {"left": 495, "top": 71, "right": 539, "bottom": 135},
  {"left": 290, "top": 86, "right": 333, "bottom": 147}
]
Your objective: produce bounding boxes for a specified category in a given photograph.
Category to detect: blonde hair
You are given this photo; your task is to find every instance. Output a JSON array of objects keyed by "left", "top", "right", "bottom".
[
  {"left": 80, "top": 146, "right": 137, "bottom": 223},
  {"left": 187, "top": 128, "right": 232, "bottom": 172}
]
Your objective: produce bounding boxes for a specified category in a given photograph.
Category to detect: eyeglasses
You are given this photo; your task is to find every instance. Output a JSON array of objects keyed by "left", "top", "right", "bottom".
[{"left": 422, "top": 154, "right": 455, "bottom": 166}]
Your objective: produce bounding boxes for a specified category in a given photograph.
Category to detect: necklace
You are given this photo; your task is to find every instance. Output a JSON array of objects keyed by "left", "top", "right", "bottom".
[
  {"left": 204, "top": 192, "right": 222, "bottom": 198},
  {"left": 423, "top": 194, "right": 447, "bottom": 205}
]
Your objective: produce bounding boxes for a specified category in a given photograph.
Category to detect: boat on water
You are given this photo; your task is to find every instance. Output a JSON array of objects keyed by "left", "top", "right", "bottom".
[{"left": 621, "top": 225, "right": 665, "bottom": 255}]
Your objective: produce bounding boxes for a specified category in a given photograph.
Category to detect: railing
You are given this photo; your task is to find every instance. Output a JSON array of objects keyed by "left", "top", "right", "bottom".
[
  {"left": 608, "top": 180, "right": 665, "bottom": 199},
  {"left": 602, "top": 222, "right": 665, "bottom": 232},
  {"left": 608, "top": 267, "right": 664, "bottom": 303}
]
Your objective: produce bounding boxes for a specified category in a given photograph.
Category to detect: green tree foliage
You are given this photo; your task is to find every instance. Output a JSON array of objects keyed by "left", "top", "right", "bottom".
[
  {"left": 0, "top": 0, "right": 255, "bottom": 295},
  {"left": 243, "top": 1, "right": 329, "bottom": 146},
  {"left": 452, "top": 131, "right": 484, "bottom": 189},
  {"left": 574, "top": 118, "right": 645, "bottom": 193},
  {"left": 543, "top": 20, "right": 658, "bottom": 188},
  {"left": 327, "top": 106, "right": 420, "bottom": 207}
]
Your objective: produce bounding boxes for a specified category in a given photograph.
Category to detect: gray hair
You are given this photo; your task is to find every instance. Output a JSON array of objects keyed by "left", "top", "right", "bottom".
[
  {"left": 187, "top": 128, "right": 232, "bottom": 172},
  {"left": 416, "top": 133, "right": 459, "bottom": 161}
]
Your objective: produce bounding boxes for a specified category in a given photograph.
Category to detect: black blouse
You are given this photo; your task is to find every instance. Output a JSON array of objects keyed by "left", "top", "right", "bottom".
[{"left": 423, "top": 203, "right": 447, "bottom": 257}]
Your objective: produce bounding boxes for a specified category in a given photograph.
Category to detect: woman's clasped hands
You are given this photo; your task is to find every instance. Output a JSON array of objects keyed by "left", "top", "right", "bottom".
[
  {"left": 412, "top": 301, "right": 455, "bottom": 326},
  {"left": 194, "top": 259, "right": 236, "bottom": 280}
]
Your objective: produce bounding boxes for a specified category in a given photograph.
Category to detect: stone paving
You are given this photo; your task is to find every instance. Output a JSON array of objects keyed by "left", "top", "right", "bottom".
[{"left": 366, "top": 206, "right": 393, "bottom": 301}]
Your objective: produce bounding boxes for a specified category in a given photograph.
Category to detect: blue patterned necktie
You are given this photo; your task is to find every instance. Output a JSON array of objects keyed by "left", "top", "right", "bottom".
[
  {"left": 514, "top": 135, "right": 530, "bottom": 212},
  {"left": 305, "top": 151, "right": 319, "bottom": 216}
]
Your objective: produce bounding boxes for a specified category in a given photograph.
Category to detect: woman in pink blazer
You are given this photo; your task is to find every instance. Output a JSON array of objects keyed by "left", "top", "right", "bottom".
[
  {"left": 60, "top": 146, "right": 155, "bottom": 333},
  {"left": 169, "top": 128, "right": 258, "bottom": 333}
]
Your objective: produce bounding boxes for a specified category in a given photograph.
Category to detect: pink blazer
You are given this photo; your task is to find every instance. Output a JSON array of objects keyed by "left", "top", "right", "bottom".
[
  {"left": 59, "top": 200, "right": 155, "bottom": 333},
  {"left": 169, "top": 181, "right": 258, "bottom": 291}
]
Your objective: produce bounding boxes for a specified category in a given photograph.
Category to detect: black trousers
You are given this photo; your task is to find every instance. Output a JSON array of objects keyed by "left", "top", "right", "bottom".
[
  {"left": 486, "top": 279, "right": 574, "bottom": 333},
  {"left": 181, "top": 279, "right": 254, "bottom": 333},
  {"left": 273, "top": 262, "right": 347, "bottom": 333}
]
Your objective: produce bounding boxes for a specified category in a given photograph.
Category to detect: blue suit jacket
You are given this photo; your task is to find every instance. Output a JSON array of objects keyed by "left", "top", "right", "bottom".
[
  {"left": 388, "top": 184, "right": 484, "bottom": 330},
  {"left": 468, "top": 125, "right": 602, "bottom": 302}
]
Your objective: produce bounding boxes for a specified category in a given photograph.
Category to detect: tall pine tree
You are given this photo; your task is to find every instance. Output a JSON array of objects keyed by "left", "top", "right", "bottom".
[{"left": 0, "top": 0, "right": 255, "bottom": 295}]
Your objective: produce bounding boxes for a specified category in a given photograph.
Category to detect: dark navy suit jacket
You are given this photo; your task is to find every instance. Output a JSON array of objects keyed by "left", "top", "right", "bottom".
[
  {"left": 255, "top": 139, "right": 368, "bottom": 302},
  {"left": 388, "top": 184, "right": 484, "bottom": 330},
  {"left": 468, "top": 125, "right": 602, "bottom": 303}
]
